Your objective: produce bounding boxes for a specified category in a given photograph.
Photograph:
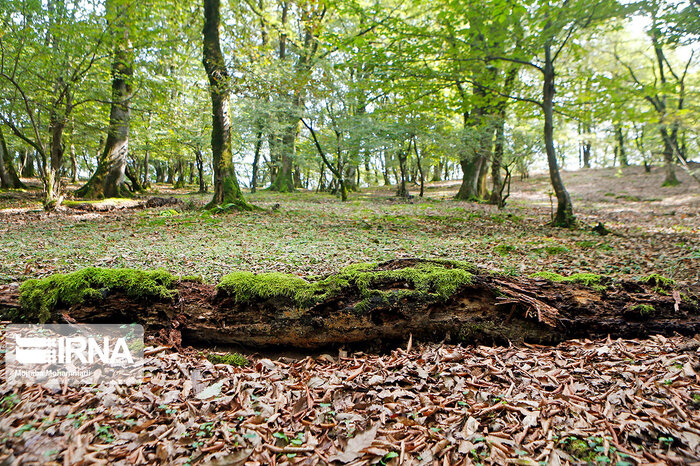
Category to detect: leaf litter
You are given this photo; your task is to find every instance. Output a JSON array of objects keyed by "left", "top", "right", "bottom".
[{"left": 1, "top": 326, "right": 699, "bottom": 465}]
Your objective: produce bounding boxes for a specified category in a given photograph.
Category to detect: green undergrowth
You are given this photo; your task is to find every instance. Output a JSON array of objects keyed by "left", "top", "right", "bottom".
[
  {"left": 216, "top": 260, "right": 475, "bottom": 310},
  {"left": 16, "top": 268, "right": 178, "bottom": 323},
  {"left": 530, "top": 271, "right": 606, "bottom": 290}
]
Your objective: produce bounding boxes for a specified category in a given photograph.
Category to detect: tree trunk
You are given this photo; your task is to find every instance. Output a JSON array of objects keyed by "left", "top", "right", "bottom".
[
  {"left": 432, "top": 159, "right": 443, "bottom": 182},
  {"left": 0, "top": 127, "right": 26, "bottom": 189},
  {"left": 75, "top": 0, "right": 133, "bottom": 199},
  {"left": 269, "top": 117, "right": 297, "bottom": 193},
  {"left": 251, "top": 130, "right": 263, "bottom": 193},
  {"left": 412, "top": 136, "right": 425, "bottom": 198},
  {"left": 396, "top": 144, "right": 409, "bottom": 198},
  {"left": 3, "top": 259, "right": 698, "bottom": 350},
  {"left": 489, "top": 116, "right": 506, "bottom": 206},
  {"left": 44, "top": 93, "right": 69, "bottom": 208},
  {"left": 543, "top": 44, "right": 574, "bottom": 228},
  {"left": 195, "top": 148, "right": 207, "bottom": 193},
  {"left": 70, "top": 141, "right": 78, "bottom": 183},
  {"left": 0, "top": 127, "right": 12, "bottom": 188},
  {"left": 124, "top": 164, "right": 143, "bottom": 192},
  {"left": 142, "top": 149, "right": 150, "bottom": 188},
  {"left": 21, "top": 149, "right": 35, "bottom": 178},
  {"left": 615, "top": 124, "right": 628, "bottom": 167},
  {"left": 202, "top": 0, "right": 250, "bottom": 209}
]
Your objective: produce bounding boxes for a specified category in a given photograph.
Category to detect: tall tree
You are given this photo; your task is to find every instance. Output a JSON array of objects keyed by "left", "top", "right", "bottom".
[
  {"left": 76, "top": 0, "right": 134, "bottom": 198},
  {"left": 202, "top": 0, "right": 251, "bottom": 208}
]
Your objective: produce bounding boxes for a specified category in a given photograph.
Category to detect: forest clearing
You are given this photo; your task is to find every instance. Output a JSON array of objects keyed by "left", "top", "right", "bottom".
[{"left": 1, "top": 0, "right": 700, "bottom": 464}]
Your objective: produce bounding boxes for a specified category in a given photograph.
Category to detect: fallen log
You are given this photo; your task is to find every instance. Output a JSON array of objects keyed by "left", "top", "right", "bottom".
[
  {"left": 61, "top": 196, "right": 181, "bottom": 212},
  {"left": 1, "top": 259, "right": 698, "bottom": 350}
]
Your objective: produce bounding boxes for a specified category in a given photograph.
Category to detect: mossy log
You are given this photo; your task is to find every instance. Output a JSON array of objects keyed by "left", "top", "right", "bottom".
[{"left": 1, "top": 259, "right": 699, "bottom": 350}]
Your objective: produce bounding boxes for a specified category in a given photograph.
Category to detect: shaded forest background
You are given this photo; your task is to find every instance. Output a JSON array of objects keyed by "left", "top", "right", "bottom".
[{"left": 0, "top": 0, "right": 698, "bottom": 226}]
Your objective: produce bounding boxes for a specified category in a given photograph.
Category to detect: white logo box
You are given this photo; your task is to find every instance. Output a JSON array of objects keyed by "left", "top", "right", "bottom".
[{"left": 4, "top": 324, "right": 144, "bottom": 387}]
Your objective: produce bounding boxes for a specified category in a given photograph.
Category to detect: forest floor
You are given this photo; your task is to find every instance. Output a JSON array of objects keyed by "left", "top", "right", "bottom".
[{"left": 1, "top": 164, "right": 699, "bottom": 464}]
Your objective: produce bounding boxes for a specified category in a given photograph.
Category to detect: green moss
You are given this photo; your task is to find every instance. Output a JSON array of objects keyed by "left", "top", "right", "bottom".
[
  {"left": 216, "top": 260, "right": 475, "bottom": 310},
  {"left": 530, "top": 271, "right": 604, "bottom": 287},
  {"left": 639, "top": 273, "right": 675, "bottom": 289},
  {"left": 17, "top": 267, "right": 178, "bottom": 323},
  {"left": 631, "top": 303, "right": 655, "bottom": 316},
  {"left": 179, "top": 274, "right": 204, "bottom": 282},
  {"left": 217, "top": 271, "right": 317, "bottom": 305},
  {"left": 207, "top": 352, "right": 249, "bottom": 367}
]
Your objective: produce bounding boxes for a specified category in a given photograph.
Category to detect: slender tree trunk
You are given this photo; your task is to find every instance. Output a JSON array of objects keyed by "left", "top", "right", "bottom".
[
  {"left": 382, "top": 148, "right": 391, "bottom": 186},
  {"left": 396, "top": 143, "right": 409, "bottom": 198},
  {"left": 195, "top": 148, "right": 207, "bottom": 193},
  {"left": 543, "top": 43, "right": 574, "bottom": 228},
  {"left": 202, "top": 0, "right": 250, "bottom": 209},
  {"left": 412, "top": 137, "right": 425, "bottom": 198},
  {"left": 489, "top": 116, "right": 506, "bottom": 205},
  {"left": 615, "top": 124, "right": 628, "bottom": 167},
  {"left": 21, "top": 149, "right": 35, "bottom": 178},
  {"left": 251, "top": 130, "right": 263, "bottom": 193},
  {"left": 70, "top": 141, "right": 77, "bottom": 183},
  {"left": 660, "top": 128, "right": 679, "bottom": 186},
  {"left": 142, "top": 149, "right": 150, "bottom": 188}
]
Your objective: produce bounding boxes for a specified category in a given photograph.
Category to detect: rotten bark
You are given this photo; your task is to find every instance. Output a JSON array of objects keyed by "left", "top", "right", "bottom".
[{"left": 2, "top": 259, "right": 698, "bottom": 350}]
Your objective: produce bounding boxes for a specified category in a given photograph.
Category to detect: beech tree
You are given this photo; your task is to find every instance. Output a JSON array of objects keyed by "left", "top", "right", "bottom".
[
  {"left": 76, "top": 0, "right": 134, "bottom": 198},
  {"left": 202, "top": 0, "right": 250, "bottom": 209}
]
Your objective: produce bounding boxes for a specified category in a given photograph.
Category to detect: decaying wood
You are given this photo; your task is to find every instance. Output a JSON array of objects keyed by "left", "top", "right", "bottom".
[
  {"left": 62, "top": 196, "right": 181, "bottom": 212},
  {"left": 1, "top": 259, "right": 698, "bottom": 350}
]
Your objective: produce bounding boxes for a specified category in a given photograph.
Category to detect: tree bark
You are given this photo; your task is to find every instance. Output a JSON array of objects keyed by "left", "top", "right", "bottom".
[
  {"left": 202, "top": 0, "right": 250, "bottom": 209},
  {"left": 20, "top": 149, "right": 35, "bottom": 178},
  {"left": 195, "top": 148, "right": 207, "bottom": 193},
  {"left": 251, "top": 130, "right": 264, "bottom": 193},
  {"left": 396, "top": 142, "right": 409, "bottom": 198},
  {"left": 0, "top": 127, "right": 12, "bottom": 188},
  {"left": 2, "top": 259, "right": 698, "bottom": 350},
  {"left": 543, "top": 43, "right": 574, "bottom": 228},
  {"left": 75, "top": 0, "right": 133, "bottom": 199},
  {"left": 142, "top": 149, "right": 150, "bottom": 188},
  {"left": 0, "top": 127, "right": 26, "bottom": 189},
  {"left": 615, "top": 124, "right": 628, "bottom": 167}
]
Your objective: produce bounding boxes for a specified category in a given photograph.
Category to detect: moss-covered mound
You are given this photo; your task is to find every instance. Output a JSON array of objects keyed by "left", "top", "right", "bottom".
[
  {"left": 216, "top": 260, "right": 475, "bottom": 310},
  {"left": 17, "top": 267, "right": 178, "bottom": 322}
]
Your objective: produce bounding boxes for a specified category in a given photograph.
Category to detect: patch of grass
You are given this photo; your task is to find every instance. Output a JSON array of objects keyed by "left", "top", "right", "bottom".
[
  {"left": 16, "top": 267, "right": 178, "bottom": 322},
  {"left": 217, "top": 260, "right": 474, "bottom": 310},
  {"left": 207, "top": 352, "right": 249, "bottom": 366},
  {"left": 530, "top": 271, "right": 605, "bottom": 288},
  {"left": 615, "top": 194, "right": 640, "bottom": 202},
  {"left": 494, "top": 244, "right": 517, "bottom": 256},
  {"left": 533, "top": 244, "right": 570, "bottom": 255}
]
